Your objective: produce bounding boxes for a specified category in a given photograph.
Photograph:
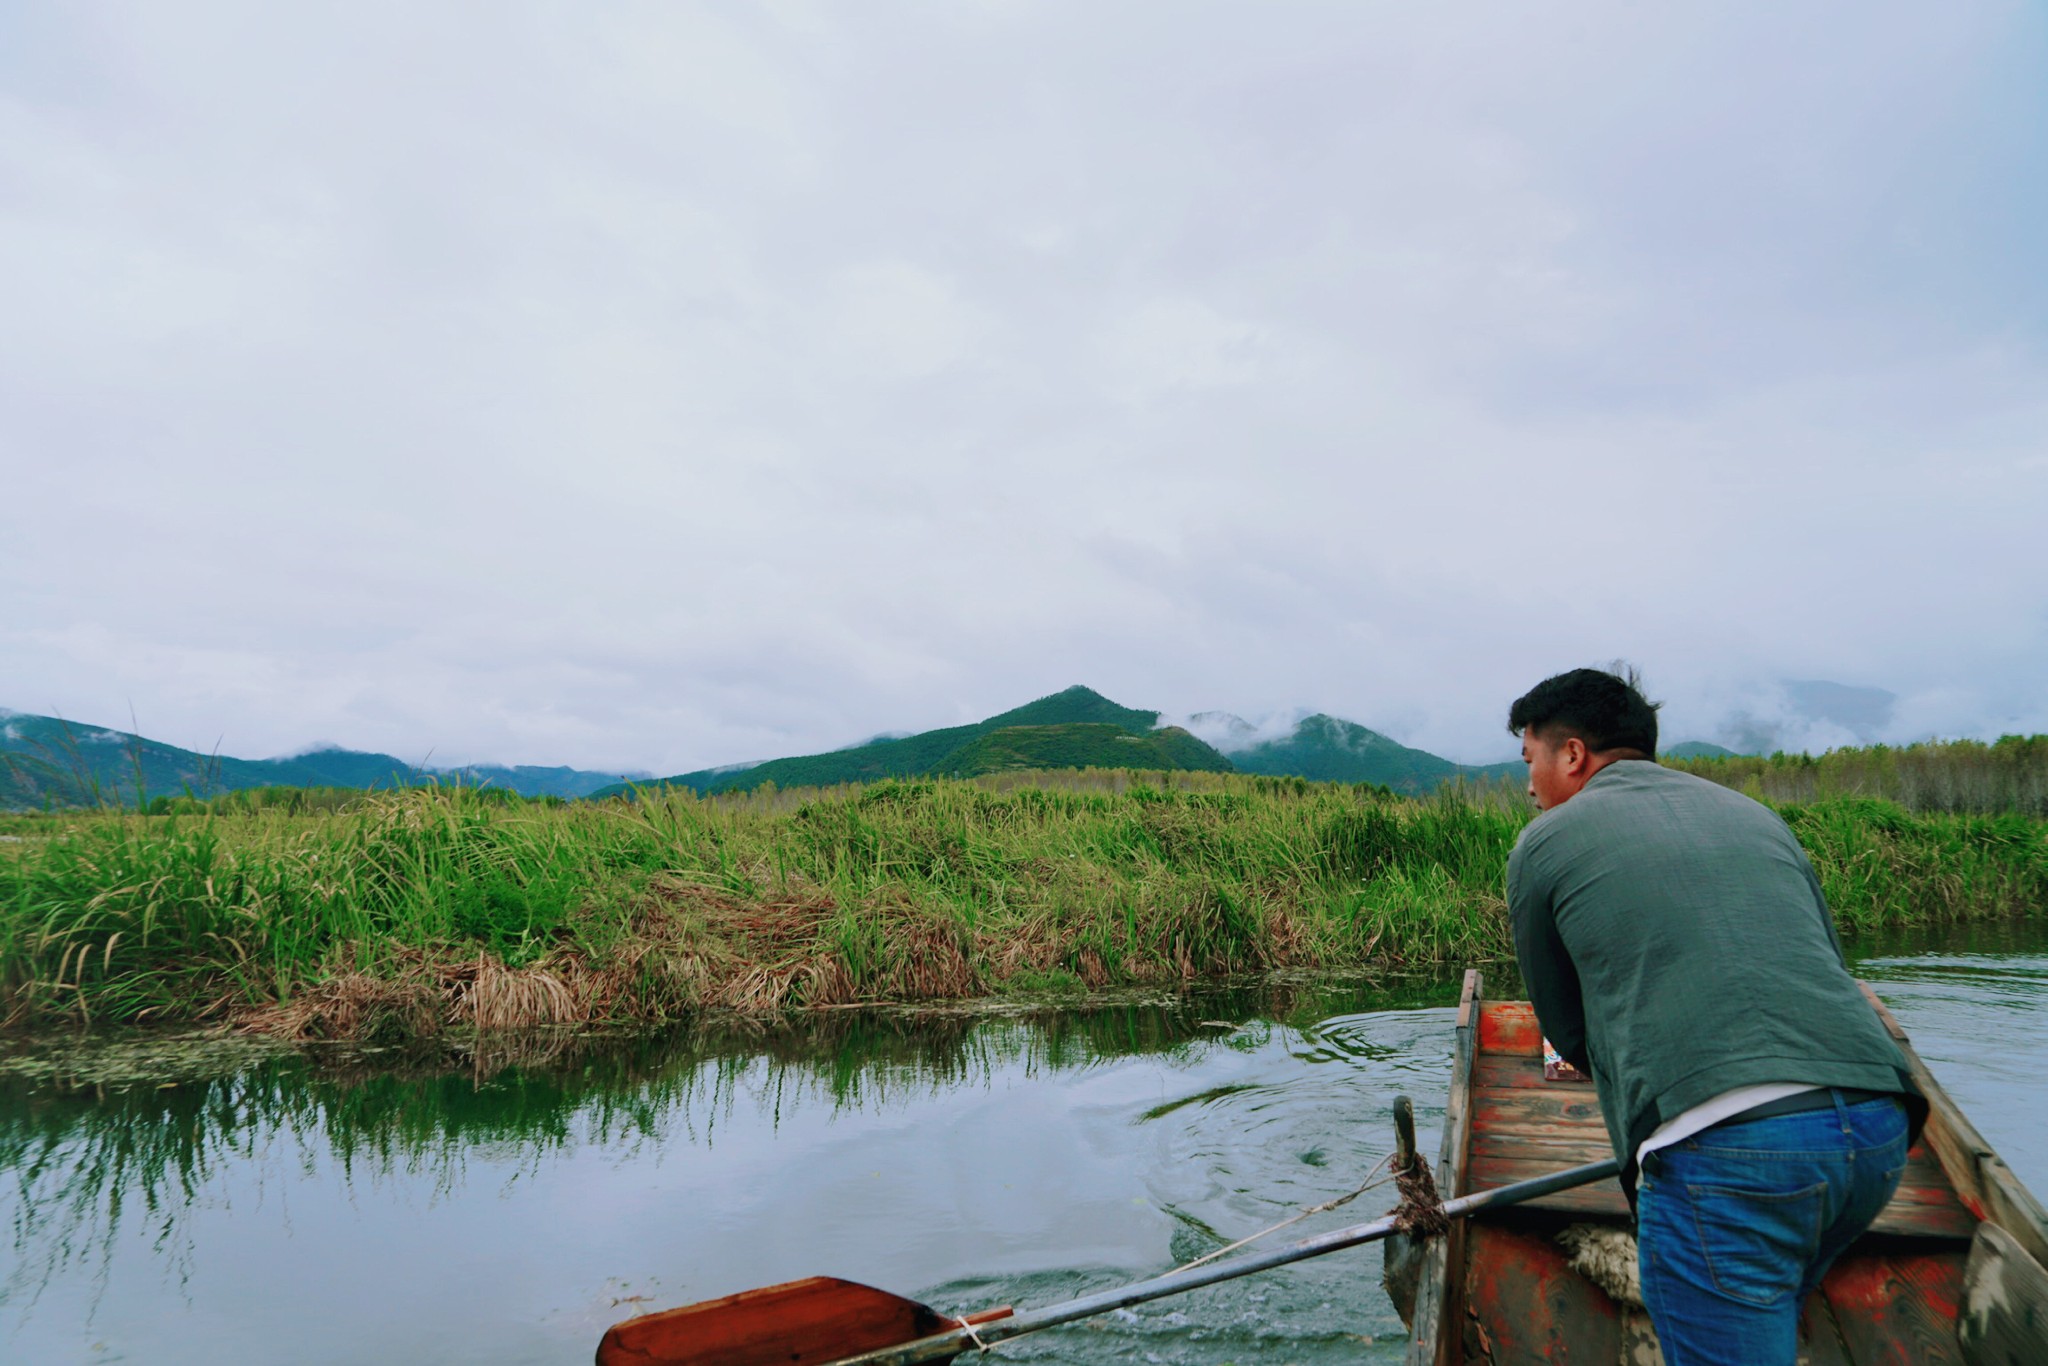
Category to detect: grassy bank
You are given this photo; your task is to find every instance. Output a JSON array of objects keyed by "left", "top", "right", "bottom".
[{"left": 3, "top": 770, "right": 2043, "bottom": 1038}]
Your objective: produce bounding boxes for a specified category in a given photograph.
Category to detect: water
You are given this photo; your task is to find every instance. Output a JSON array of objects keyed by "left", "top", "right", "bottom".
[{"left": 4, "top": 938, "right": 2045, "bottom": 1366}]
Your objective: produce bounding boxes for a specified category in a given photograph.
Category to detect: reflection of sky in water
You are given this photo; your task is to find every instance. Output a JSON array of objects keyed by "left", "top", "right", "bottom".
[
  {"left": 0, "top": 990, "right": 1453, "bottom": 1365},
  {"left": 3, "top": 952, "right": 2044, "bottom": 1365},
  {"left": 1857, "top": 953, "right": 2048, "bottom": 1199}
]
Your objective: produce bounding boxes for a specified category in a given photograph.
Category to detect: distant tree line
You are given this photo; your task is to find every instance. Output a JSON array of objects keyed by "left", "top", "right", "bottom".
[{"left": 1669, "top": 735, "right": 2048, "bottom": 816}]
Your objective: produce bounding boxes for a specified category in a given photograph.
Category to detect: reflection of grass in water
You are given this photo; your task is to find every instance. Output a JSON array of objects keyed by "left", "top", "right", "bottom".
[
  {"left": 0, "top": 977, "right": 1453, "bottom": 1310},
  {"left": 1846, "top": 917, "right": 2048, "bottom": 964},
  {"left": 1137, "top": 1083, "right": 1262, "bottom": 1123}
]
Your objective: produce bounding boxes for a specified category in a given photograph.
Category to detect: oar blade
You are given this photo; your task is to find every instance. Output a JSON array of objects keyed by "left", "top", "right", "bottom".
[{"left": 596, "top": 1275, "right": 1003, "bottom": 1366}]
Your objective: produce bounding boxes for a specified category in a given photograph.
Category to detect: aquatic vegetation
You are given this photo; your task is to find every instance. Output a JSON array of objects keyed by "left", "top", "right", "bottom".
[{"left": 1, "top": 772, "right": 2041, "bottom": 1037}]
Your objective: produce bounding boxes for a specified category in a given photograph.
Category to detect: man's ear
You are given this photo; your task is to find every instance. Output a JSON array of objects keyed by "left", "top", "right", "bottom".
[{"left": 1561, "top": 736, "right": 1591, "bottom": 774}]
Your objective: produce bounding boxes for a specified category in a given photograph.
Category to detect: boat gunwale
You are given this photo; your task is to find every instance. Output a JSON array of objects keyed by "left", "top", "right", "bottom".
[
  {"left": 1402, "top": 968, "right": 1481, "bottom": 1366},
  {"left": 1856, "top": 980, "right": 2048, "bottom": 1266},
  {"left": 1401, "top": 968, "right": 2048, "bottom": 1366}
]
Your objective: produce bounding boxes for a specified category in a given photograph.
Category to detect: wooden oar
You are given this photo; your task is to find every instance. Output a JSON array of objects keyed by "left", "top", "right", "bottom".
[
  {"left": 595, "top": 1276, "right": 1016, "bottom": 1366},
  {"left": 596, "top": 1155, "right": 1620, "bottom": 1366}
]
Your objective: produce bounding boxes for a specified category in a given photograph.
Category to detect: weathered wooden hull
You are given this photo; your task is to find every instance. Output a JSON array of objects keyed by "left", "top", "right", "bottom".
[{"left": 1391, "top": 970, "right": 2048, "bottom": 1365}]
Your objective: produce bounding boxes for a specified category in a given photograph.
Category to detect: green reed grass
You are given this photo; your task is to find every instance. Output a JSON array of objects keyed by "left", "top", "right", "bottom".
[{"left": 2, "top": 769, "right": 2042, "bottom": 1036}]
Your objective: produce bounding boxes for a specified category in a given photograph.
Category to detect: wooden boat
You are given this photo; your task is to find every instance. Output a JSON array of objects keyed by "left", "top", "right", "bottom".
[{"left": 1387, "top": 969, "right": 2048, "bottom": 1365}]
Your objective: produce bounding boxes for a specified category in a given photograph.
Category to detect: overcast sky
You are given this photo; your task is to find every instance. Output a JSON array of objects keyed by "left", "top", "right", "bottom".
[{"left": 3, "top": 1, "right": 2043, "bottom": 773}]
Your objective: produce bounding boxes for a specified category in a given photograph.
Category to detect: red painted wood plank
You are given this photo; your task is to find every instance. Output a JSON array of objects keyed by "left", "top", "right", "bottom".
[
  {"left": 1470, "top": 1070, "right": 1976, "bottom": 1245},
  {"left": 1479, "top": 1001, "right": 1543, "bottom": 1056},
  {"left": 1462, "top": 1223, "right": 1625, "bottom": 1363},
  {"left": 1466, "top": 1154, "right": 1633, "bottom": 1217},
  {"left": 1799, "top": 1292, "right": 1857, "bottom": 1366},
  {"left": 1820, "top": 1249, "right": 1968, "bottom": 1364},
  {"left": 1462, "top": 1154, "right": 1976, "bottom": 1239},
  {"left": 1869, "top": 1200, "right": 1982, "bottom": 1241},
  {"left": 1472, "top": 1114, "right": 1610, "bottom": 1141},
  {"left": 1470, "top": 1086, "right": 1608, "bottom": 1127},
  {"left": 1469, "top": 1135, "right": 1625, "bottom": 1165},
  {"left": 1460, "top": 1221, "right": 1865, "bottom": 1365},
  {"left": 1473, "top": 1054, "right": 1572, "bottom": 1090}
]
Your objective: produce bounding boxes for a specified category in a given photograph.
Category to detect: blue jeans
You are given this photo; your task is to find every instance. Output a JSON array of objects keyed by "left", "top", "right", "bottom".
[{"left": 1635, "top": 1091, "right": 1909, "bottom": 1366}]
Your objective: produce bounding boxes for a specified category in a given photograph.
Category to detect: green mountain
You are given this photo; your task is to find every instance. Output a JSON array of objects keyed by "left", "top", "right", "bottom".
[
  {"left": 0, "top": 711, "right": 641, "bottom": 809},
  {"left": 0, "top": 712, "right": 314, "bottom": 808},
  {"left": 261, "top": 746, "right": 419, "bottom": 789},
  {"left": 1221, "top": 713, "right": 1468, "bottom": 793},
  {"left": 611, "top": 685, "right": 1169, "bottom": 795},
  {"left": 272, "top": 747, "right": 634, "bottom": 798},
  {"left": 1210, "top": 715, "right": 1735, "bottom": 791},
  {"left": 4, "top": 690, "right": 1749, "bottom": 813},
  {"left": 0, "top": 747, "right": 93, "bottom": 810},
  {"left": 1665, "top": 740, "right": 1739, "bottom": 759},
  {"left": 608, "top": 688, "right": 1535, "bottom": 800},
  {"left": 934, "top": 723, "right": 1232, "bottom": 778}
]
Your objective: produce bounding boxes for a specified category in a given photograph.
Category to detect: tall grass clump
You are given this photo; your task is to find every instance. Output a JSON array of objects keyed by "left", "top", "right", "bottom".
[
  {"left": 2, "top": 766, "right": 2042, "bottom": 1039},
  {"left": 1780, "top": 799, "right": 2048, "bottom": 933}
]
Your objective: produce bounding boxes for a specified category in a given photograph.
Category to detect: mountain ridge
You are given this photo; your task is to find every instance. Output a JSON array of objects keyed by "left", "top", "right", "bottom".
[
  {"left": 599, "top": 686, "right": 1523, "bottom": 799},
  {"left": 6, "top": 686, "right": 1746, "bottom": 810},
  {"left": 605, "top": 685, "right": 1174, "bottom": 795},
  {"left": 0, "top": 713, "right": 646, "bottom": 809}
]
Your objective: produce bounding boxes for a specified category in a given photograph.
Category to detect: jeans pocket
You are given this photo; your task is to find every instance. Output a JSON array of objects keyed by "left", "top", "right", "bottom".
[{"left": 1685, "top": 1179, "right": 1827, "bottom": 1307}]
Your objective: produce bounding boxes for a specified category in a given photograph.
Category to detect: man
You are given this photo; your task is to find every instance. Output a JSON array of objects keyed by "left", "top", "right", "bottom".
[{"left": 1504, "top": 667, "right": 1925, "bottom": 1366}]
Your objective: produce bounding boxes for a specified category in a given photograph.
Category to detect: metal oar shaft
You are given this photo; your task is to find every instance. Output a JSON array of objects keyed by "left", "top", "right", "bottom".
[{"left": 823, "top": 1156, "right": 1620, "bottom": 1366}]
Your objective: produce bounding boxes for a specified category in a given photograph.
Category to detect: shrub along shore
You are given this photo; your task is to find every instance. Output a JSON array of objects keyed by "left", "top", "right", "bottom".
[{"left": 2, "top": 761, "right": 2044, "bottom": 1040}]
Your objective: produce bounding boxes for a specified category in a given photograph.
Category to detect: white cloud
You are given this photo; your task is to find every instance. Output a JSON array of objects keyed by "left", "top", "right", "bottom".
[
  {"left": 825, "top": 260, "right": 988, "bottom": 381},
  {"left": 1, "top": 2, "right": 2043, "bottom": 772},
  {"left": 1159, "top": 708, "right": 1309, "bottom": 754},
  {"left": 1096, "top": 298, "right": 1265, "bottom": 404}
]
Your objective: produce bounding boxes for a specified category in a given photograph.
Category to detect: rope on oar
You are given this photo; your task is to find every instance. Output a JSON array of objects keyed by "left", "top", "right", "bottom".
[
  {"left": 1390, "top": 1144, "right": 1451, "bottom": 1239},
  {"left": 1167, "top": 1151, "right": 1399, "bottom": 1274},
  {"left": 950, "top": 1315, "right": 991, "bottom": 1354}
]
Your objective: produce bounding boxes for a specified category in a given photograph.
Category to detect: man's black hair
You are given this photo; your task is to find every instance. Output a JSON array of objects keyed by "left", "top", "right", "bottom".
[{"left": 1507, "top": 666, "right": 1660, "bottom": 757}]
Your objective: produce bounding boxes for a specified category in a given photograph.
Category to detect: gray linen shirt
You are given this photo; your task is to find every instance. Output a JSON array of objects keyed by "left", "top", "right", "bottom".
[{"left": 1506, "top": 760, "right": 1922, "bottom": 1198}]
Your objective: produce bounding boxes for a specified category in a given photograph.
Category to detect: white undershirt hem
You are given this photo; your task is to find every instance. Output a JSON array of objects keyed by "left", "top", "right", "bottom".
[{"left": 1635, "top": 1083, "right": 1824, "bottom": 1169}]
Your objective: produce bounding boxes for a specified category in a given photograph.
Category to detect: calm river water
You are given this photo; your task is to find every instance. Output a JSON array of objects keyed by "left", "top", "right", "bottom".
[{"left": 4, "top": 929, "right": 2045, "bottom": 1365}]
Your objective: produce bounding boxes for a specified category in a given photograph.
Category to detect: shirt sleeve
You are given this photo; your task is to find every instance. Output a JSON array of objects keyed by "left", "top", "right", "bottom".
[{"left": 1508, "top": 833, "right": 1590, "bottom": 1072}]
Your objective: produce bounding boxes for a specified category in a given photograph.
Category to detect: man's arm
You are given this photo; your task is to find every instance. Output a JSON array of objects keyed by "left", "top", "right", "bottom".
[{"left": 1507, "top": 837, "right": 1589, "bottom": 1071}]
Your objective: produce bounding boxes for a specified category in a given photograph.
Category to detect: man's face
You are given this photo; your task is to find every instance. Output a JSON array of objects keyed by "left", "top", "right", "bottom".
[{"left": 1520, "top": 728, "right": 1582, "bottom": 811}]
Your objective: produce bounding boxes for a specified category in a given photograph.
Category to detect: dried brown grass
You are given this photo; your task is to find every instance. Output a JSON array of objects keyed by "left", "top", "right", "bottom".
[
  {"left": 237, "top": 944, "right": 583, "bottom": 1039},
  {"left": 237, "top": 958, "right": 443, "bottom": 1041},
  {"left": 640, "top": 881, "right": 853, "bottom": 1011},
  {"left": 457, "top": 956, "right": 581, "bottom": 1030}
]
